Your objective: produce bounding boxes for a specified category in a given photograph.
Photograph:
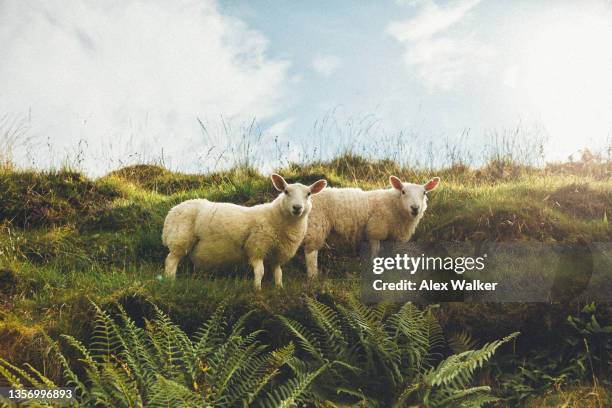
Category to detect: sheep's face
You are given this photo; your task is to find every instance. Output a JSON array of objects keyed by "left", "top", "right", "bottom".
[
  {"left": 271, "top": 174, "right": 327, "bottom": 218},
  {"left": 390, "top": 176, "right": 440, "bottom": 218}
]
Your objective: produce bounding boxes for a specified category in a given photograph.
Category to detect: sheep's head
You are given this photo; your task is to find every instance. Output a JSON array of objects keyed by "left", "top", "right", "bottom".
[
  {"left": 390, "top": 175, "right": 440, "bottom": 218},
  {"left": 271, "top": 174, "right": 327, "bottom": 218}
]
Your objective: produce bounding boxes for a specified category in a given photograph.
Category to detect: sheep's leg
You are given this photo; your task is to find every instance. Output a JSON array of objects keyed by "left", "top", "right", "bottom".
[
  {"left": 164, "top": 251, "right": 183, "bottom": 279},
  {"left": 369, "top": 240, "right": 381, "bottom": 258},
  {"left": 273, "top": 264, "right": 283, "bottom": 288},
  {"left": 305, "top": 250, "right": 318, "bottom": 280},
  {"left": 251, "top": 259, "right": 265, "bottom": 290}
]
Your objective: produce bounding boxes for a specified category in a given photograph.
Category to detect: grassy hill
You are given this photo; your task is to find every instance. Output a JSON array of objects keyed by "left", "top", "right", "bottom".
[{"left": 0, "top": 153, "right": 610, "bottom": 406}]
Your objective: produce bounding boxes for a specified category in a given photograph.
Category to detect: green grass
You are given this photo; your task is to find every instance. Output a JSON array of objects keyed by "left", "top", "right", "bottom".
[{"left": 0, "top": 153, "right": 610, "bottom": 405}]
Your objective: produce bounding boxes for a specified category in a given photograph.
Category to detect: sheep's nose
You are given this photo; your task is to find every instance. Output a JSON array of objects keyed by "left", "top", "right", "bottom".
[
  {"left": 292, "top": 205, "right": 303, "bottom": 212},
  {"left": 411, "top": 205, "right": 420, "bottom": 214}
]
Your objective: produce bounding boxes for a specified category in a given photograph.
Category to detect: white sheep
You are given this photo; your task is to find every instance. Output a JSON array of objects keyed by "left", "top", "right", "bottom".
[
  {"left": 162, "top": 174, "right": 327, "bottom": 289},
  {"left": 302, "top": 175, "right": 440, "bottom": 279}
]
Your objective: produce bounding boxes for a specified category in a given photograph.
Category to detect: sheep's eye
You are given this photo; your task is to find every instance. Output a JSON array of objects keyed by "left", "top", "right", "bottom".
[
  {"left": 284, "top": 189, "right": 289, "bottom": 195},
  {"left": 401, "top": 190, "right": 405, "bottom": 195},
  {"left": 307, "top": 192, "right": 311, "bottom": 196}
]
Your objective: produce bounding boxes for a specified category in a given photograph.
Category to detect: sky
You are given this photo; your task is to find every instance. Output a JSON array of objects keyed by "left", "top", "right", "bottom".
[{"left": 1, "top": 0, "right": 612, "bottom": 174}]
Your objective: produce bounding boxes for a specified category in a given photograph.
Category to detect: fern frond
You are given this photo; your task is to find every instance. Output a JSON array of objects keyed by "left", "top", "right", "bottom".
[
  {"left": 392, "top": 380, "right": 421, "bottom": 408},
  {"left": 447, "top": 330, "right": 478, "bottom": 354},
  {"left": 115, "top": 304, "right": 157, "bottom": 390},
  {"left": 209, "top": 335, "right": 265, "bottom": 404},
  {"left": 23, "top": 363, "right": 57, "bottom": 388},
  {"left": 428, "top": 332, "right": 519, "bottom": 388},
  {"left": 146, "top": 320, "right": 183, "bottom": 380},
  {"left": 91, "top": 361, "right": 142, "bottom": 407},
  {"left": 220, "top": 342, "right": 296, "bottom": 406},
  {"left": 90, "top": 303, "right": 122, "bottom": 362},
  {"left": 435, "top": 386, "right": 497, "bottom": 408},
  {"left": 305, "top": 298, "right": 350, "bottom": 360},
  {"left": 194, "top": 303, "right": 227, "bottom": 356},
  {"left": 0, "top": 358, "right": 44, "bottom": 388},
  {"left": 46, "top": 335, "right": 89, "bottom": 401},
  {"left": 148, "top": 375, "right": 201, "bottom": 408},
  {"left": 421, "top": 307, "right": 445, "bottom": 369},
  {"left": 259, "top": 364, "right": 329, "bottom": 408},
  {"left": 278, "top": 315, "right": 325, "bottom": 362},
  {"left": 229, "top": 309, "right": 255, "bottom": 338},
  {"left": 149, "top": 305, "right": 197, "bottom": 384},
  {"left": 0, "top": 358, "right": 24, "bottom": 388},
  {"left": 339, "top": 300, "right": 399, "bottom": 382},
  {"left": 60, "top": 334, "right": 99, "bottom": 374}
]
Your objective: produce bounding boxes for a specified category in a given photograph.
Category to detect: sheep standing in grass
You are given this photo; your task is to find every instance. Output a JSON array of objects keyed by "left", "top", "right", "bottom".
[
  {"left": 303, "top": 175, "right": 440, "bottom": 279},
  {"left": 162, "top": 174, "right": 327, "bottom": 289}
]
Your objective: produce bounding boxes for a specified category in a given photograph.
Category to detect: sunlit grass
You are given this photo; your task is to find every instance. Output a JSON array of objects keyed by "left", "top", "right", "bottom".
[{"left": 0, "top": 153, "right": 610, "bottom": 405}]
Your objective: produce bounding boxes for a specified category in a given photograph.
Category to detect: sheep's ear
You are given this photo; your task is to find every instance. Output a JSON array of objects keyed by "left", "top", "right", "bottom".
[
  {"left": 309, "top": 179, "right": 327, "bottom": 194},
  {"left": 271, "top": 174, "right": 288, "bottom": 192},
  {"left": 390, "top": 176, "right": 403, "bottom": 191},
  {"left": 424, "top": 177, "right": 440, "bottom": 191}
]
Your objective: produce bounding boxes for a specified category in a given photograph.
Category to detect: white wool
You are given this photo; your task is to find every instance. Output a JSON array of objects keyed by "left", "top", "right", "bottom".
[
  {"left": 303, "top": 176, "right": 439, "bottom": 278},
  {"left": 162, "top": 175, "right": 326, "bottom": 289}
]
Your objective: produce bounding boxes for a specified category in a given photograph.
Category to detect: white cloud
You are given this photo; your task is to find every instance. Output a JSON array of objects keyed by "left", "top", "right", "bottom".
[
  {"left": 387, "top": 0, "right": 491, "bottom": 91},
  {"left": 0, "top": 0, "right": 290, "bottom": 173},
  {"left": 312, "top": 55, "right": 341, "bottom": 76},
  {"left": 266, "top": 117, "right": 295, "bottom": 136},
  {"left": 389, "top": 0, "right": 481, "bottom": 41}
]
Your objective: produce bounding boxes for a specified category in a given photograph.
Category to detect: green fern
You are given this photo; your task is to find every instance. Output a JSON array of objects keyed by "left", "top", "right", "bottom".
[
  {"left": 281, "top": 298, "right": 519, "bottom": 407},
  {"left": 0, "top": 302, "right": 317, "bottom": 407},
  {"left": 398, "top": 332, "right": 520, "bottom": 407},
  {"left": 258, "top": 363, "right": 329, "bottom": 408},
  {"left": 428, "top": 332, "right": 519, "bottom": 388},
  {"left": 0, "top": 299, "right": 519, "bottom": 407},
  {"left": 448, "top": 330, "right": 479, "bottom": 354}
]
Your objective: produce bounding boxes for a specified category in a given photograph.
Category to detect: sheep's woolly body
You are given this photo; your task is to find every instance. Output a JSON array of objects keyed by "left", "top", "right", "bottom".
[
  {"left": 304, "top": 187, "right": 423, "bottom": 252},
  {"left": 162, "top": 174, "right": 327, "bottom": 289},
  {"left": 162, "top": 197, "right": 307, "bottom": 284},
  {"left": 161, "top": 174, "right": 328, "bottom": 289}
]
